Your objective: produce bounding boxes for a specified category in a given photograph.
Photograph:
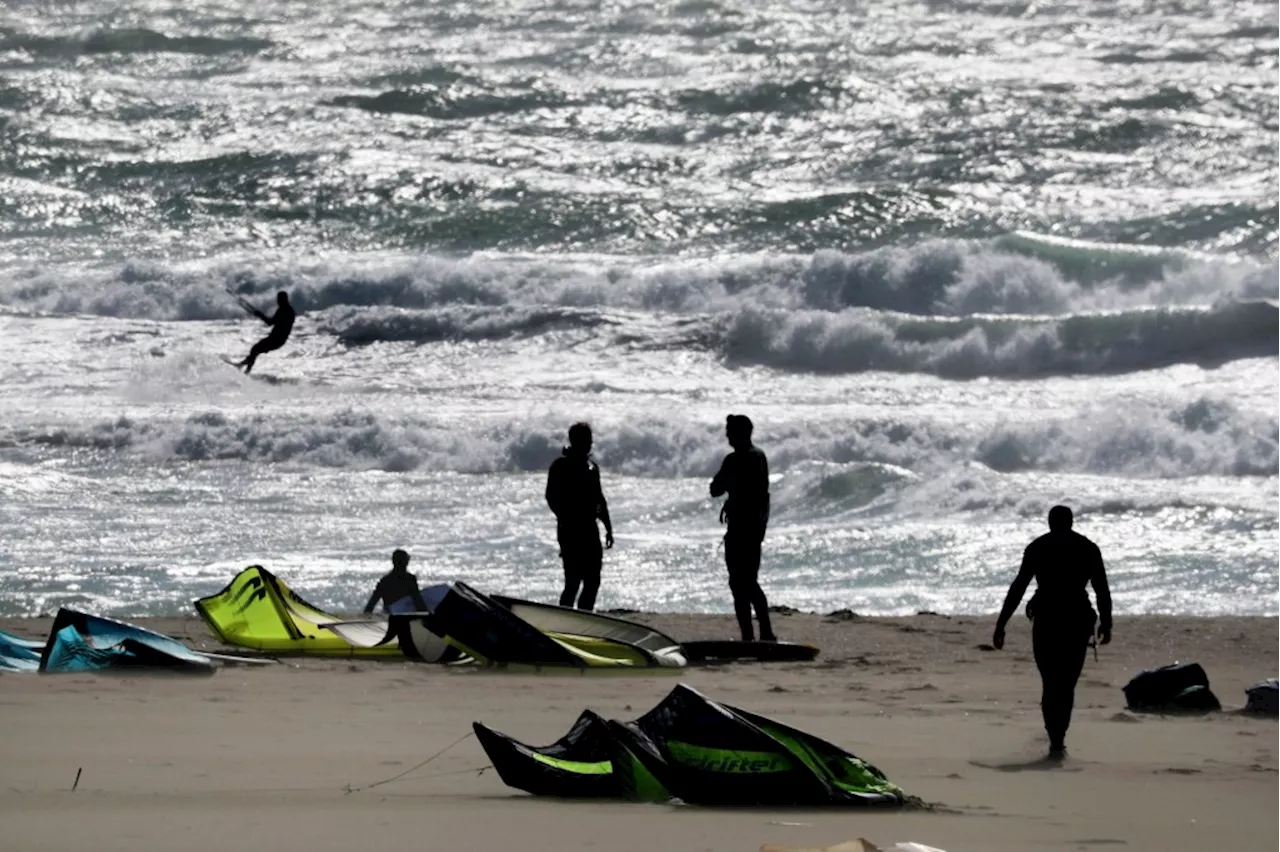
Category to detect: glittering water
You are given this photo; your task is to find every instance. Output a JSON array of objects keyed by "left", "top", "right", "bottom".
[{"left": 0, "top": 0, "right": 1275, "bottom": 618}]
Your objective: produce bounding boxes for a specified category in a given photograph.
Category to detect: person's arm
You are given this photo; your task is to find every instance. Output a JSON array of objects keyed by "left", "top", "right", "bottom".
[
  {"left": 710, "top": 455, "right": 732, "bottom": 498},
  {"left": 410, "top": 575, "right": 428, "bottom": 613},
  {"left": 760, "top": 452, "right": 771, "bottom": 527},
  {"left": 595, "top": 467, "right": 613, "bottom": 548},
  {"left": 993, "top": 549, "right": 1035, "bottom": 649},
  {"left": 1091, "top": 544, "right": 1112, "bottom": 644},
  {"left": 234, "top": 295, "right": 272, "bottom": 325},
  {"left": 546, "top": 460, "right": 563, "bottom": 519},
  {"left": 363, "top": 581, "right": 381, "bottom": 615}
]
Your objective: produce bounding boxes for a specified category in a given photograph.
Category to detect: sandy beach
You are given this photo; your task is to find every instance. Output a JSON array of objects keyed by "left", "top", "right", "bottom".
[{"left": 1, "top": 611, "right": 1275, "bottom": 852}]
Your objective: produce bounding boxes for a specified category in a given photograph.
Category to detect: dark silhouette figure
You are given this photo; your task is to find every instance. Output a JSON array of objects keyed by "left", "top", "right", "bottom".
[
  {"left": 546, "top": 422, "right": 613, "bottom": 610},
  {"left": 236, "top": 291, "right": 296, "bottom": 374},
  {"left": 993, "top": 505, "right": 1112, "bottom": 758},
  {"left": 710, "top": 414, "right": 776, "bottom": 642},
  {"left": 364, "top": 549, "right": 428, "bottom": 614}
]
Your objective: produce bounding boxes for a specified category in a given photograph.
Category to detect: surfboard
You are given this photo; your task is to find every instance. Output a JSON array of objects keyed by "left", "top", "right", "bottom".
[
  {"left": 680, "top": 640, "right": 820, "bottom": 664},
  {"left": 217, "top": 355, "right": 297, "bottom": 384}
]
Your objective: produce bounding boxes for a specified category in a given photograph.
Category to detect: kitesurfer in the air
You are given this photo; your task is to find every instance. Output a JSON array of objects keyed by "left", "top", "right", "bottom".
[
  {"left": 234, "top": 290, "right": 295, "bottom": 374},
  {"left": 710, "top": 414, "right": 777, "bottom": 643},
  {"left": 992, "top": 505, "right": 1112, "bottom": 759},
  {"left": 545, "top": 422, "right": 614, "bottom": 611},
  {"left": 364, "top": 549, "right": 428, "bottom": 614}
]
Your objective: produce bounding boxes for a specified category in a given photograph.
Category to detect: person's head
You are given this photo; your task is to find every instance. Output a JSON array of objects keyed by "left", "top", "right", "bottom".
[
  {"left": 725, "top": 414, "right": 754, "bottom": 450},
  {"left": 1048, "top": 505, "right": 1073, "bottom": 532},
  {"left": 567, "top": 422, "right": 593, "bottom": 454},
  {"left": 277, "top": 291, "right": 290, "bottom": 306},
  {"left": 391, "top": 548, "right": 410, "bottom": 571}
]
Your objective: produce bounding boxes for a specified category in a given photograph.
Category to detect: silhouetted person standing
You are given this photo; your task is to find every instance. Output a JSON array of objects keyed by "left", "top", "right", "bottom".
[
  {"left": 364, "top": 549, "right": 428, "bottom": 614},
  {"left": 236, "top": 290, "right": 295, "bottom": 374},
  {"left": 710, "top": 414, "right": 776, "bottom": 642},
  {"left": 993, "top": 505, "right": 1112, "bottom": 758},
  {"left": 546, "top": 422, "right": 613, "bottom": 610}
]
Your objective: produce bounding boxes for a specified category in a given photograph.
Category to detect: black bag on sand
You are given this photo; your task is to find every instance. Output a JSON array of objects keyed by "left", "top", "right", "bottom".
[
  {"left": 1243, "top": 679, "right": 1278, "bottom": 716},
  {"left": 1123, "top": 662, "right": 1222, "bottom": 713}
]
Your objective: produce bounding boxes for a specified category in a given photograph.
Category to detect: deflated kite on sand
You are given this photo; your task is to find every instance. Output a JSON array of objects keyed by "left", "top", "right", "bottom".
[{"left": 475, "top": 684, "right": 906, "bottom": 807}]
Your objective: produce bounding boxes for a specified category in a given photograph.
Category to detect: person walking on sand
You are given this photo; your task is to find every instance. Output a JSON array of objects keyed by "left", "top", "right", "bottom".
[
  {"left": 546, "top": 422, "right": 613, "bottom": 610},
  {"left": 992, "top": 505, "right": 1112, "bottom": 759},
  {"left": 710, "top": 414, "right": 776, "bottom": 643}
]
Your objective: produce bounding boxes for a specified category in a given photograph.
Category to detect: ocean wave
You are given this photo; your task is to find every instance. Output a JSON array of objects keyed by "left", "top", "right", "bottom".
[
  {"left": 716, "top": 300, "right": 1279, "bottom": 377},
  {"left": 2, "top": 244, "right": 1273, "bottom": 375},
  {"left": 324, "top": 304, "right": 615, "bottom": 346},
  {"left": 974, "top": 397, "right": 1279, "bottom": 478},
  {"left": 2, "top": 240, "right": 1273, "bottom": 323},
  {"left": 770, "top": 460, "right": 920, "bottom": 517},
  {"left": 329, "top": 84, "right": 573, "bottom": 120},
  {"left": 0, "top": 28, "right": 271, "bottom": 58},
  {"left": 674, "top": 77, "right": 847, "bottom": 116},
  {"left": 10, "top": 395, "right": 1275, "bottom": 480},
  {"left": 308, "top": 296, "right": 1278, "bottom": 379}
]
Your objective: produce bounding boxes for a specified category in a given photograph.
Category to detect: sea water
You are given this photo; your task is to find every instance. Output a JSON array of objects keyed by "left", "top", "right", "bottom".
[{"left": 0, "top": 0, "right": 1275, "bottom": 618}]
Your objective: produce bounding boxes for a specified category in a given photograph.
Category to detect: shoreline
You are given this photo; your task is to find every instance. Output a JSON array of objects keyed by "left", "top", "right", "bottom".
[{"left": 4, "top": 611, "right": 1274, "bottom": 707}]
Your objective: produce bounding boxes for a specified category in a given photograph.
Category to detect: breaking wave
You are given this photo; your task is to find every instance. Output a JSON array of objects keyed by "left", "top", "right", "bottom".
[
  {"left": 2, "top": 240, "right": 1272, "bottom": 378},
  {"left": 9, "top": 395, "right": 1275, "bottom": 480},
  {"left": 716, "top": 300, "right": 1278, "bottom": 378}
]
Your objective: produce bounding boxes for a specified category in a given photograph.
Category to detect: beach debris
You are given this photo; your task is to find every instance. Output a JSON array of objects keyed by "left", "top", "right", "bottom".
[
  {"left": 1123, "top": 662, "right": 1221, "bottom": 713},
  {"left": 1243, "top": 679, "right": 1277, "bottom": 716}
]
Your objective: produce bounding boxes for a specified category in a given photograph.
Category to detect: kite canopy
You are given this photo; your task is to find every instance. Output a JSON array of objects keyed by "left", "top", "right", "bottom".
[
  {"left": 194, "top": 566, "right": 402, "bottom": 657},
  {"left": 325, "top": 586, "right": 468, "bottom": 664},
  {"left": 490, "top": 593, "right": 686, "bottom": 668},
  {"left": 476, "top": 684, "right": 905, "bottom": 806},
  {"left": 196, "top": 569, "right": 682, "bottom": 668},
  {"left": 329, "top": 586, "right": 683, "bottom": 669},
  {"left": 39, "top": 609, "right": 216, "bottom": 675},
  {"left": 475, "top": 710, "right": 670, "bottom": 802},
  {"left": 0, "top": 627, "right": 42, "bottom": 671},
  {"left": 429, "top": 582, "right": 681, "bottom": 669}
]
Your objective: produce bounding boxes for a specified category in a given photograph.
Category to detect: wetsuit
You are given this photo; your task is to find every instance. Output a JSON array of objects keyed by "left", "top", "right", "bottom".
[
  {"left": 995, "top": 529, "right": 1112, "bottom": 751},
  {"left": 364, "top": 569, "right": 427, "bottom": 614},
  {"left": 366, "top": 568, "right": 430, "bottom": 652},
  {"left": 546, "top": 448, "right": 611, "bottom": 610},
  {"left": 241, "top": 301, "right": 295, "bottom": 374},
  {"left": 710, "top": 445, "right": 775, "bottom": 642}
]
